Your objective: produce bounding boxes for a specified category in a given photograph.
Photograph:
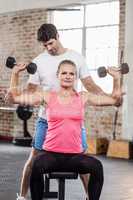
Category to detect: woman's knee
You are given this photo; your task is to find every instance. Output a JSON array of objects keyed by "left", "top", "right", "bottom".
[{"left": 95, "top": 158, "right": 103, "bottom": 171}]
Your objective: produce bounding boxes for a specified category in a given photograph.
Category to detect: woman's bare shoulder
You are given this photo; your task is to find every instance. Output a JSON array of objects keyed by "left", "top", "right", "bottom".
[{"left": 78, "top": 91, "right": 88, "bottom": 96}]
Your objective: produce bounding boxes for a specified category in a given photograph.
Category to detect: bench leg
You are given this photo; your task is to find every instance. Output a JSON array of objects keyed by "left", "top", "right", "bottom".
[
  {"left": 58, "top": 178, "right": 65, "bottom": 200},
  {"left": 45, "top": 175, "right": 50, "bottom": 193},
  {"left": 43, "top": 175, "right": 58, "bottom": 198}
]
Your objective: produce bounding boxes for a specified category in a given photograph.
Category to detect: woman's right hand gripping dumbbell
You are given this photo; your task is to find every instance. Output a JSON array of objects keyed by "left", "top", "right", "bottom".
[{"left": 12, "top": 63, "right": 27, "bottom": 75}]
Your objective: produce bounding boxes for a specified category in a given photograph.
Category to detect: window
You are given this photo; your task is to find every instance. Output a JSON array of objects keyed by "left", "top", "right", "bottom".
[
  {"left": 58, "top": 29, "right": 82, "bottom": 53},
  {"left": 54, "top": 6, "right": 83, "bottom": 53},
  {"left": 53, "top": 1, "right": 119, "bottom": 92}
]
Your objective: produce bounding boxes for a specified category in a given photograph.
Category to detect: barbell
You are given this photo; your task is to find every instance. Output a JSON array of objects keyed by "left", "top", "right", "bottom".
[{"left": 6, "top": 56, "right": 37, "bottom": 74}]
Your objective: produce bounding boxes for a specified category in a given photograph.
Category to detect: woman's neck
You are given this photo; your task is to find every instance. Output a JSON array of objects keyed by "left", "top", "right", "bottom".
[
  {"left": 59, "top": 88, "right": 75, "bottom": 97},
  {"left": 57, "top": 88, "right": 75, "bottom": 104}
]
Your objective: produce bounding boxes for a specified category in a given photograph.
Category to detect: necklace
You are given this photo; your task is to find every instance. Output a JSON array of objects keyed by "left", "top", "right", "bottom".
[{"left": 62, "top": 92, "right": 70, "bottom": 97}]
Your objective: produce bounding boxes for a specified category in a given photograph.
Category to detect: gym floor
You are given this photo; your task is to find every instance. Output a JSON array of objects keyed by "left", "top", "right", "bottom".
[{"left": 0, "top": 141, "right": 133, "bottom": 200}]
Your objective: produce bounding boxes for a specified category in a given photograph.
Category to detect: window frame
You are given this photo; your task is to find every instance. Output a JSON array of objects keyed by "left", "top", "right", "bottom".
[{"left": 53, "top": 0, "right": 120, "bottom": 92}]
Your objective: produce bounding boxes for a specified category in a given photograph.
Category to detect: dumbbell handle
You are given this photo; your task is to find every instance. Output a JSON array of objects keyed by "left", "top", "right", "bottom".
[{"left": 6, "top": 57, "right": 37, "bottom": 74}]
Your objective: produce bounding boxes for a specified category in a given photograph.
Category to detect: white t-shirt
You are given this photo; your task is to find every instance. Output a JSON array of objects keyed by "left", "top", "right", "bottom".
[{"left": 28, "top": 49, "right": 90, "bottom": 119}]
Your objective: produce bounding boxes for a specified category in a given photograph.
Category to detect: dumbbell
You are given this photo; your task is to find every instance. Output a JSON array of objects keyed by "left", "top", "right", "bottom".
[
  {"left": 6, "top": 56, "right": 37, "bottom": 74},
  {"left": 97, "top": 63, "right": 129, "bottom": 78}
]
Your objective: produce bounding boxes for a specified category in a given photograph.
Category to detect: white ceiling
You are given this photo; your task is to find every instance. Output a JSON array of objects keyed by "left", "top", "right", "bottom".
[
  {"left": 0, "top": 0, "right": 116, "bottom": 14},
  {"left": 0, "top": 0, "right": 80, "bottom": 14}
]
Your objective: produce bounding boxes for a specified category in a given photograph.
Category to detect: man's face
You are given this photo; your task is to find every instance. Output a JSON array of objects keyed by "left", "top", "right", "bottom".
[{"left": 43, "top": 38, "right": 59, "bottom": 55}]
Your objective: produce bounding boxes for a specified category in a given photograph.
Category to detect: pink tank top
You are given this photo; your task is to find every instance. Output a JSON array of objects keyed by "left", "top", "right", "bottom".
[{"left": 43, "top": 91, "right": 84, "bottom": 153}]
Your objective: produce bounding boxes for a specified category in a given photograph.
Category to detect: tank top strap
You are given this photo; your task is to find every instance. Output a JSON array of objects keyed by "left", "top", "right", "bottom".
[{"left": 73, "top": 92, "right": 85, "bottom": 108}]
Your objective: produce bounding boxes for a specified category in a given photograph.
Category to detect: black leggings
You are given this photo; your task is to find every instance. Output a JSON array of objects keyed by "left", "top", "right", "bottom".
[{"left": 30, "top": 151, "right": 104, "bottom": 200}]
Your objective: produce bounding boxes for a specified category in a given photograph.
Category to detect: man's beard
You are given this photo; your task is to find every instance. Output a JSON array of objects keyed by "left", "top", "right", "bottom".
[
  {"left": 49, "top": 51, "right": 57, "bottom": 55},
  {"left": 48, "top": 48, "right": 58, "bottom": 55}
]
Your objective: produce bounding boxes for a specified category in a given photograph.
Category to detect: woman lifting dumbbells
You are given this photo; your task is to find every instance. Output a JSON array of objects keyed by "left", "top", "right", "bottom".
[{"left": 9, "top": 58, "right": 122, "bottom": 200}]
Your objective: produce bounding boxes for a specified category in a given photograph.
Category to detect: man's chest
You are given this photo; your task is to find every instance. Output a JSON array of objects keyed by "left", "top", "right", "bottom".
[{"left": 38, "top": 64, "right": 59, "bottom": 89}]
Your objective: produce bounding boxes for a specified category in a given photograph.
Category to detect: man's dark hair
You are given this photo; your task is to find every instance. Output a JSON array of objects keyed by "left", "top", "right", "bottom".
[{"left": 37, "top": 23, "right": 58, "bottom": 42}]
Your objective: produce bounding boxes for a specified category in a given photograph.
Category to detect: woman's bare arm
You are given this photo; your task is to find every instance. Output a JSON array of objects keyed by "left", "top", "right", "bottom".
[
  {"left": 9, "top": 63, "right": 49, "bottom": 106},
  {"left": 81, "top": 67, "right": 122, "bottom": 106}
]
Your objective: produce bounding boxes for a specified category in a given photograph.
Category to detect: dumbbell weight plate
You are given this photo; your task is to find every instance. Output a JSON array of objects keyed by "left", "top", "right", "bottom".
[
  {"left": 120, "top": 63, "right": 129, "bottom": 74},
  {"left": 27, "top": 63, "right": 37, "bottom": 74},
  {"left": 6, "top": 56, "right": 16, "bottom": 69},
  {"left": 97, "top": 66, "right": 107, "bottom": 77}
]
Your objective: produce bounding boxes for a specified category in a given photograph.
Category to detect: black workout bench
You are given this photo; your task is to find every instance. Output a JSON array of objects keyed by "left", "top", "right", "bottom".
[{"left": 44, "top": 172, "right": 78, "bottom": 200}]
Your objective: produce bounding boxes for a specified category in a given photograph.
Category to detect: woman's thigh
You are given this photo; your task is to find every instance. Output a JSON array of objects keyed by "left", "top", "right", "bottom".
[
  {"left": 66, "top": 154, "right": 102, "bottom": 174},
  {"left": 32, "top": 151, "right": 59, "bottom": 173}
]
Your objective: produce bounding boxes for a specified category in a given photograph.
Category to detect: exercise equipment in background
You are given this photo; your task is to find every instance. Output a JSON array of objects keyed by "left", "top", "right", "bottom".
[{"left": 13, "top": 105, "right": 33, "bottom": 147}]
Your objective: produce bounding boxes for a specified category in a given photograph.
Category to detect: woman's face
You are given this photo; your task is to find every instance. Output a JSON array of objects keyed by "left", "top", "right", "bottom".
[{"left": 58, "top": 64, "right": 77, "bottom": 88}]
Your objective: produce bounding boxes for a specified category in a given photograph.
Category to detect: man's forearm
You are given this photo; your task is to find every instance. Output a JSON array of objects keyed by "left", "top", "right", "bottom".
[
  {"left": 85, "top": 82, "right": 104, "bottom": 94},
  {"left": 112, "top": 76, "right": 121, "bottom": 97},
  {"left": 81, "top": 76, "right": 105, "bottom": 95}
]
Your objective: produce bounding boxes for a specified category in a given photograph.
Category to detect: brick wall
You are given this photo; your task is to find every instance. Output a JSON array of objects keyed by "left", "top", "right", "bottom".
[
  {"left": 119, "top": 0, "right": 126, "bottom": 53},
  {"left": 0, "top": 8, "right": 51, "bottom": 139},
  {"left": 0, "top": 0, "right": 126, "bottom": 141},
  {"left": 85, "top": 0, "right": 126, "bottom": 140}
]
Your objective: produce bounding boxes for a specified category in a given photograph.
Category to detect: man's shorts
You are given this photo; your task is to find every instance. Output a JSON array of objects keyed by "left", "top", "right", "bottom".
[
  {"left": 32, "top": 118, "right": 48, "bottom": 150},
  {"left": 32, "top": 117, "right": 88, "bottom": 151}
]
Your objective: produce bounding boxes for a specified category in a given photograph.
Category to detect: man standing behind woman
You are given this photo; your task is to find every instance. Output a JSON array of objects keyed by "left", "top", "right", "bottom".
[
  {"left": 9, "top": 58, "right": 122, "bottom": 200},
  {"left": 9, "top": 23, "right": 107, "bottom": 200}
]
